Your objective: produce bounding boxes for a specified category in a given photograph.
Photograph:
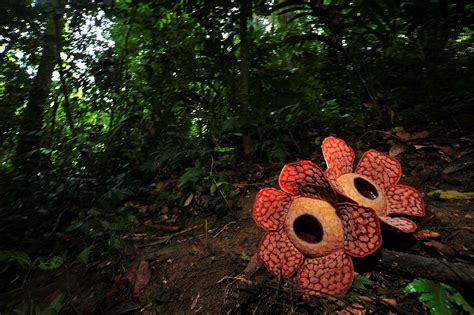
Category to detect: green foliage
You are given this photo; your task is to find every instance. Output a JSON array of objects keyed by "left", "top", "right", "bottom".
[
  {"left": 78, "top": 245, "right": 94, "bottom": 265},
  {"left": 352, "top": 275, "right": 373, "bottom": 290},
  {"left": 405, "top": 278, "right": 474, "bottom": 315},
  {"left": 0, "top": 251, "right": 31, "bottom": 269},
  {"left": 42, "top": 293, "right": 65, "bottom": 315},
  {"left": 177, "top": 150, "right": 238, "bottom": 214},
  {"left": 179, "top": 163, "right": 209, "bottom": 191},
  {"left": 35, "top": 256, "right": 64, "bottom": 271},
  {"left": 0, "top": 250, "right": 68, "bottom": 314},
  {"left": 66, "top": 206, "right": 135, "bottom": 251},
  {"left": 9, "top": 292, "right": 65, "bottom": 315}
]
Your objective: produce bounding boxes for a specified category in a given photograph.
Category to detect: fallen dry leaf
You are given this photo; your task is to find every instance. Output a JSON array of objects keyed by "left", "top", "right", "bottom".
[
  {"left": 414, "top": 145, "right": 431, "bottom": 150},
  {"left": 191, "top": 292, "right": 201, "bottom": 310},
  {"left": 410, "top": 130, "right": 430, "bottom": 140},
  {"left": 394, "top": 127, "right": 411, "bottom": 142},
  {"left": 338, "top": 303, "right": 366, "bottom": 315},
  {"left": 389, "top": 143, "right": 410, "bottom": 157},
  {"left": 358, "top": 295, "right": 372, "bottom": 302},
  {"left": 127, "top": 260, "right": 151, "bottom": 297},
  {"left": 394, "top": 127, "right": 430, "bottom": 142},
  {"left": 427, "top": 189, "right": 474, "bottom": 200},
  {"left": 436, "top": 145, "right": 460, "bottom": 158},
  {"left": 414, "top": 230, "right": 441, "bottom": 240},
  {"left": 184, "top": 193, "right": 194, "bottom": 207},
  {"left": 424, "top": 240, "right": 456, "bottom": 257},
  {"left": 382, "top": 297, "right": 397, "bottom": 306}
]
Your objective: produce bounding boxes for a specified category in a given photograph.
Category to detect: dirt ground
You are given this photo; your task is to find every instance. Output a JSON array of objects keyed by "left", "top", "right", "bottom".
[{"left": 23, "top": 128, "right": 474, "bottom": 314}]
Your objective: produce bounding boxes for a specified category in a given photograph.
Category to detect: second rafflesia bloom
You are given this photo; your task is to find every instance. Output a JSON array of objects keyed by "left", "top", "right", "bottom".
[
  {"left": 321, "top": 137, "right": 425, "bottom": 233},
  {"left": 253, "top": 160, "right": 382, "bottom": 296}
]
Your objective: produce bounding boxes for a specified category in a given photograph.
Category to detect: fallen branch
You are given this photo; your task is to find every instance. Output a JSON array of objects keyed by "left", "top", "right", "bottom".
[
  {"left": 139, "top": 224, "right": 203, "bottom": 247},
  {"left": 378, "top": 249, "right": 474, "bottom": 287},
  {"left": 146, "top": 223, "right": 180, "bottom": 232}
]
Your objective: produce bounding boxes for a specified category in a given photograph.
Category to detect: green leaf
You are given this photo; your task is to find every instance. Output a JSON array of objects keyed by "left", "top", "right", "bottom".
[
  {"left": 452, "top": 292, "right": 474, "bottom": 314},
  {"left": 213, "top": 146, "right": 234, "bottom": 153},
  {"left": 404, "top": 278, "right": 473, "bottom": 315},
  {"left": 78, "top": 245, "right": 94, "bottom": 265},
  {"left": 0, "top": 250, "right": 31, "bottom": 269},
  {"left": 210, "top": 183, "right": 217, "bottom": 195},
  {"left": 66, "top": 221, "right": 83, "bottom": 232},
  {"left": 36, "top": 256, "right": 64, "bottom": 270},
  {"left": 42, "top": 293, "right": 65, "bottom": 315},
  {"left": 352, "top": 275, "right": 373, "bottom": 290}
]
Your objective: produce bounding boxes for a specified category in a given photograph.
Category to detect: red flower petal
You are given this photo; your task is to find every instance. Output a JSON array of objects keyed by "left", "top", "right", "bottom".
[
  {"left": 297, "top": 250, "right": 353, "bottom": 296},
  {"left": 379, "top": 216, "right": 417, "bottom": 233},
  {"left": 279, "top": 160, "right": 336, "bottom": 202},
  {"left": 253, "top": 188, "right": 292, "bottom": 231},
  {"left": 325, "top": 168, "right": 345, "bottom": 195},
  {"left": 337, "top": 203, "right": 382, "bottom": 257},
  {"left": 322, "top": 136, "right": 355, "bottom": 177},
  {"left": 355, "top": 149, "right": 401, "bottom": 192},
  {"left": 257, "top": 231, "right": 304, "bottom": 278},
  {"left": 385, "top": 185, "right": 425, "bottom": 217}
]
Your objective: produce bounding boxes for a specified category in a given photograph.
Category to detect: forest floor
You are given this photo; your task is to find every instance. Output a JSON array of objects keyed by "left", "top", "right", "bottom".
[{"left": 26, "top": 126, "right": 474, "bottom": 314}]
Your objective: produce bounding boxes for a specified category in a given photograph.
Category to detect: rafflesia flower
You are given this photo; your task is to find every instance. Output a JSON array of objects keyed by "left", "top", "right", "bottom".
[
  {"left": 253, "top": 160, "right": 382, "bottom": 296},
  {"left": 321, "top": 136, "right": 425, "bottom": 233}
]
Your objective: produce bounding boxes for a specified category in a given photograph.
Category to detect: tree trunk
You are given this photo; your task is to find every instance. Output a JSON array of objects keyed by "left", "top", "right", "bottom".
[
  {"left": 239, "top": 0, "right": 254, "bottom": 159},
  {"left": 14, "top": 0, "right": 65, "bottom": 173}
]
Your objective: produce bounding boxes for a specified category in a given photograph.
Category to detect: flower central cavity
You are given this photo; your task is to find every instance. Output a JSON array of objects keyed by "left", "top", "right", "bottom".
[
  {"left": 285, "top": 197, "right": 344, "bottom": 258},
  {"left": 336, "top": 173, "right": 386, "bottom": 216},
  {"left": 294, "top": 214, "right": 323, "bottom": 243},
  {"left": 354, "top": 177, "right": 378, "bottom": 200}
]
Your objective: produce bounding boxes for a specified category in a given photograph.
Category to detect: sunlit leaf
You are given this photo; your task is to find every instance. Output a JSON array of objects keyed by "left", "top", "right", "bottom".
[
  {"left": 427, "top": 190, "right": 474, "bottom": 200},
  {"left": 405, "top": 278, "right": 473, "bottom": 315}
]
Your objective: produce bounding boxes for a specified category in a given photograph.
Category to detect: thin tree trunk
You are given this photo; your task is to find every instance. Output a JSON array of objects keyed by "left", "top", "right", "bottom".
[
  {"left": 14, "top": 0, "right": 66, "bottom": 173},
  {"left": 55, "top": 12, "right": 76, "bottom": 136},
  {"left": 239, "top": 0, "right": 254, "bottom": 159}
]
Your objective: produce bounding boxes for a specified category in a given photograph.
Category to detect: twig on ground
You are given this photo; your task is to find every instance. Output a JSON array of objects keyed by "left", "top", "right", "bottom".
[
  {"left": 213, "top": 221, "right": 237, "bottom": 238},
  {"left": 138, "top": 224, "right": 202, "bottom": 247},
  {"left": 146, "top": 223, "right": 180, "bottom": 232}
]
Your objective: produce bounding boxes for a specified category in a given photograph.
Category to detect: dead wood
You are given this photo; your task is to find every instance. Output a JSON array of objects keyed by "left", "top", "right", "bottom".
[
  {"left": 148, "top": 224, "right": 180, "bottom": 232},
  {"left": 378, "top": 249, "right": 474, "bottom": 287}
]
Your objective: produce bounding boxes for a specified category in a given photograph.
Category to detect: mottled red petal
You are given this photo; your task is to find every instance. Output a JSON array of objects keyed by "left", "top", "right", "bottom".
[
  {"left": 337, "top": 203, "right": 382, "bottom": 257},
  {"left": 279, "top": 160, "right": 336, "bottom": 202},
  {"left": 385, "top": 185, "right": 425, "bottom": 217},
  {"left": 322, "top": 136, "right": 355, "bottom": 177},
  {"left": 297, "top": 250, "right": 353, "bottom": 296},
  {"left": 379, "top": 216, "right": 417, "bottom": 233},
  {"left": 253, "top": 188, "right": 292, "bottom": 231},
  {"left": 355, "top": 149, "right": 401, "bottom": 192},
  {"left": 325, "top": 168, "right": 345, "bottom": 195},
  {"left": 257, "top": 231, "right": 304, "bottom": 278}
]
